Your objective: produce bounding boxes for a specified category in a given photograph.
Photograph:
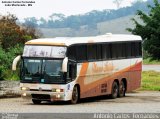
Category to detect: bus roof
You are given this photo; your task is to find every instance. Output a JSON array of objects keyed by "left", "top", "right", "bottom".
[{"left": 25, "top": 34, "right": 142, "bottom": 46}]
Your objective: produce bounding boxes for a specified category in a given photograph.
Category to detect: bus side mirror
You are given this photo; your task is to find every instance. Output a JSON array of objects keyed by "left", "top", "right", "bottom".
[
  {"left": 12, "top": 55, "right": 21, "bottom": 71},
  {"left": 62, "top": 57, "right": 68, "bottom": 72}
]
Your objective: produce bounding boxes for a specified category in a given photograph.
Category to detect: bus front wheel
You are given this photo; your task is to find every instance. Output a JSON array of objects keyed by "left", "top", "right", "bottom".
[
  {"left": 110, "top": 81, "right": 119, "bottom": 99},
  {"left": 71, "top": 86, "right": 79, "bottom": 104}
]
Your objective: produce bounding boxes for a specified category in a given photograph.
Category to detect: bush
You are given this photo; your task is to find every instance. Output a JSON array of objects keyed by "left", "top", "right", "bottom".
[
  {"left": 0, "top": 45, "right": 23, "bottom": 80},
  {"left": 0, "top": 13, "right": 40, "bottom": 80}
]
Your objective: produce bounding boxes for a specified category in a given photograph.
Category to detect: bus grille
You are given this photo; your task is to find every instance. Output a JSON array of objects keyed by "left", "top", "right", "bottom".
[
  {"left": 30, "top": 89, "right": 52, "bottom": 92},
  {"left": 31, "top": 94, "right": 51, "bottom": 100}
]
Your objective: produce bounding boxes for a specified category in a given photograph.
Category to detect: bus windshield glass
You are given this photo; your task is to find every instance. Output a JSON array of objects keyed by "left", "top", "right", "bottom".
[
  {"left": 21, "top": 58, "right": 65, "bottom": 84},
  {"left": 23, "top": 45, "right": 67, "bottom": 58}
]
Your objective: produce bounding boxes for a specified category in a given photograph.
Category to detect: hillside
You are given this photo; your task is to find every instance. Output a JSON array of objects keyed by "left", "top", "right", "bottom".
[
  {"left": 40, "top": 15, "right": 141, "bottom": 37},
  {"left": 25, "top": 0, "right": 152, "bottom": 30},
  {"left": 25, "top": 0, "right": 155, "bottom": 37}
]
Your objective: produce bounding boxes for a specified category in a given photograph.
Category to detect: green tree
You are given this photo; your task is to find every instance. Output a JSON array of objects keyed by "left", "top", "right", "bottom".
[
  {"left": 127, "top": 0, "right": 160, "bottom": 60},
  {"left": 0, "top": 14, "right": 22, "bottom": 49},
  {"left": 0, "top": 13, "right": 41, "bottom": 80},
  {"left": 0, "top": 14, "right": 40, "bottom": 50}
]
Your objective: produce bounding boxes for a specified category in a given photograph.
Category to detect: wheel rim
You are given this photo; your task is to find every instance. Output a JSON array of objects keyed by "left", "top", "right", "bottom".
[
  {"left": 120, "top": 82, "right": 125, "bottom": 96},
  {"left": 72, "top": 87, "right": 78, "bottom": 102},
  {"left": 113, "top": 84, "right": 118, "bottom": 97}
]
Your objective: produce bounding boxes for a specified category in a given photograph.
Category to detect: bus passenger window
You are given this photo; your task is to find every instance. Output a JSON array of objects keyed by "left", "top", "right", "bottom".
[
  {"left": 111, "top": 43, "right": 118, "bottom": 59},
  {"left": 96, "top": 44, "right": 102, "bottom": 60},
  {"left": 102, "top": 44, "right": 107, "bottom": 59},
  {"left": 67, "top": 46, "right": 76, "bottom": 60},
  {"left": 76, "top": 45, "right": 87, "bottom": 61},
  {"left": 87, "top": 44, "right": 97, "bottom": 60},
  {"left": 135, "top": 42, "right": 142, "bottom": 57},
  {"left": 131, "top": 42, "right": 136, "bottom": 57},
  {"left": 126, "top": 42, "right": 131, "bottom": 58},
  {"left": 102, "top": 44, "right": 111, "bottom": 60}
]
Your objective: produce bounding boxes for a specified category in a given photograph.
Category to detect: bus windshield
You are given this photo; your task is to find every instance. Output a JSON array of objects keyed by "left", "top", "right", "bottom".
[
  {"left": 21, "top": 58, "right": 65, "bottom": 84},
  {"left": 23, "top": 45, "right": 67, "bottom": 58}
]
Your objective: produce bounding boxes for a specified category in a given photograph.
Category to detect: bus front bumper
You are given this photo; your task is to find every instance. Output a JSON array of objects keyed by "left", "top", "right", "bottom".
[{"left": 21, "top": 91, "right": 68, "bottom": 101}]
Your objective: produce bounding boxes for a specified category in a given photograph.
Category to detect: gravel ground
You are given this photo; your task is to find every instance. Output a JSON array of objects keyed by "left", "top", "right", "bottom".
[{"left": 0, "top": 91, "right": 160, "bottom": 113}]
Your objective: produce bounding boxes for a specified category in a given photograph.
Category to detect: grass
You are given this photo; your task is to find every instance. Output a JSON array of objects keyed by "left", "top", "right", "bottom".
[
  {"left": 143, "top": 58, "right": 160, "bottom": 65},
  {"left": 141, "top": 71, "right": 160, "bottom": 91}
]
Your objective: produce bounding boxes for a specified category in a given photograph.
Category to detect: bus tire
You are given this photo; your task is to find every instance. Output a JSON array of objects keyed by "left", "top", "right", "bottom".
[
  {"left": 110, "top": 81, "right": 119, "bottom": 99},
  {"left": 70, "top": 86, "right": 79, "bottom": 104},
  {"left": 32, "top": 99, "right": 41, "bottom": 104},
  {"left": 119, "top": 81, "right": 126, "bottom": 97}
]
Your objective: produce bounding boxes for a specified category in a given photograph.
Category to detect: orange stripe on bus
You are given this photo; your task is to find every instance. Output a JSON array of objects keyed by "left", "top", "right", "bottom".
[
  {"left": 79, "top": 61, "right": 142, "bottom": 96},
  {"left": 81, "top": 62, "right": 142, "bottom": 98},
  {"left": 79, "top": 62, "right": 89, "bottom": 75}
]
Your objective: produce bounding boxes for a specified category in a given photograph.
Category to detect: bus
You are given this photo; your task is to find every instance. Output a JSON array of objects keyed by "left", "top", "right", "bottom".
[{"left": 12, "top": 33, "right": 142, "bottom": 104}]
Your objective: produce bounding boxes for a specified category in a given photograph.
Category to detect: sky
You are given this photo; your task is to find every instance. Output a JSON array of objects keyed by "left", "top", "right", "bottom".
[{"left": 0, "top": 0, "right": 139, "bottom": 20}]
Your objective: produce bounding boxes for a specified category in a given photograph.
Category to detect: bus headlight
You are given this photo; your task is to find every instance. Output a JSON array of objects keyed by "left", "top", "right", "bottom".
[
  {"left": 21, "top": 87, "right": 30, "bottom": 91},
  {"left": 52, "top": 88, "right": 64, "bottom": 92},
  {"left": 22, "top": 93, "right": 27, "bottom": 96},
  {"left": 56, "top": 89, "right": 64, "bottom": 92},
  {"left": 56, "top": 89, "right": 61, "bottom": 92}
]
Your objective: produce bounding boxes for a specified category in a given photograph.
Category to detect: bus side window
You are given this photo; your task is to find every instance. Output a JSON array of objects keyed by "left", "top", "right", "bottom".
[
  {"left": 135, "top": 42, "right": 142, "bottom": 57},
  {"left": 102, "top": 44, "right": 111, "bottom": 60},
  {"left": 96, "top": 44, "right": 102, "bottom": 60},
  {"left": 76, "top": 45, "right": 87, "bottom": 61},
  {"left": 67, "top": 46, "right": 76, "bottom": 60},
  {"left": 139, "top": 42, "right": 142, "bottom": 56},
  {"left": 68, "top": 63, "right": 77, "bottom": 80},
  {"left": 126, "top": 42, "right": 132, "bottom": 58},
  {"left": 131, "top": 42, "right": 136, "bottom": 57},
  {"left": 87, "top": 44, "right": 97, "bottom": 60},
  {"left": 111, "top": 43, "right": 118, "bottom": 59},
  {"left": 102, "top": 44, "right": 107, "bottom": 59}
]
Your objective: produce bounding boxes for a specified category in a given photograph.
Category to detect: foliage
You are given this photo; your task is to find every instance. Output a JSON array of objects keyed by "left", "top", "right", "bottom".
[
  {"left": 0, "top": 13, "right": 40, "bottom": 80},
  {"left": 127, "top": 0, "right": 160, "bottom": 60},
  {"left": 0, "top": 44, "right": 23, "bottom": 80},
  {"left": 141, "top": 71, "right": 160, "bottom": 91},
  {"left": 143, "top": 57, "right": 160, "bottom": 65},
  {"left": 0, "top": 14, "right": 39, "bottom": 50}
]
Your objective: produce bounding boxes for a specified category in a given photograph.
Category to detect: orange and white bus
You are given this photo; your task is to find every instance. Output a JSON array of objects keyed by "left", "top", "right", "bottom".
[{"left": 12, "top": 33, "right": 142, "bottom": 104}]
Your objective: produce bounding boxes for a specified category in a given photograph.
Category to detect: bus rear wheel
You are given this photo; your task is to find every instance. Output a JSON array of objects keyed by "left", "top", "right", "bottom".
[
  {"left": 71, "top": 86, "right": 79, "bottom": 104},
  {"left": 32, "top": 99, "right": 41, "bottom": 104},
  {"left": 110, "top": 81, "right": 119, "bottom": 99},
  {"left": 119, "top": 81, "right": 126, "bottom": 97}
]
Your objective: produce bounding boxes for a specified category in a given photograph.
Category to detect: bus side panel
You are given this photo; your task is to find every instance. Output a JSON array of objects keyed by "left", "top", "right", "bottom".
[
  {"left": 76, "top": 58, "right": 142, "bottom": 99},
  {"left": 127, "top": 58, "right": 142, "bottom": 92}
]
